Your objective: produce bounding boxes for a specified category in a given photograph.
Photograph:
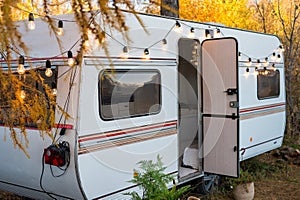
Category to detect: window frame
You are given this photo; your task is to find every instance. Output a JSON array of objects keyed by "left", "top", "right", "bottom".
[
  {"left": 257, "top": 69, "right": 280, "bottom": 100},
  {"left": 98, "top": 69, "right": 162, "bottom": 121}
]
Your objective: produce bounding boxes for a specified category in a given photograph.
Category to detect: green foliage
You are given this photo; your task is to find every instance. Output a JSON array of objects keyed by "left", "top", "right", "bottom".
[{"left": 124, "top": 155, "right": 190, "bottom": 200}]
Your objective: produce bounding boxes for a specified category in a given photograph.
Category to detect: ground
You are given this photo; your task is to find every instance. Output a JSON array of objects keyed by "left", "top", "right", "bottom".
[
  {"left": 0, "top": 149, "right": 299, "bottom": 200},
  {"left": 199, "top": 151, "right": 300, "bottom": 200}
]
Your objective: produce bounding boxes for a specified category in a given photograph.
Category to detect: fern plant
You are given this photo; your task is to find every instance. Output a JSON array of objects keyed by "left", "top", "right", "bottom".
[{"left": 124, "top": 155, "right": 190, "bottom": 200}]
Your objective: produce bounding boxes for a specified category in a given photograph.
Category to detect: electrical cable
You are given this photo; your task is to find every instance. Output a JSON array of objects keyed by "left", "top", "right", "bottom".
[{"left": 40, "top": 151, "right": 58, "bottom": 200}]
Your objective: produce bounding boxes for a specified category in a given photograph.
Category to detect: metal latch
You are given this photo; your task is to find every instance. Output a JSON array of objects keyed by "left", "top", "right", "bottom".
[
  {"left": 229, "top": 101, "right": 239, "bottom": 108},
  {"left": 225, "top": 88, "right": 238, "bottom": 95}
]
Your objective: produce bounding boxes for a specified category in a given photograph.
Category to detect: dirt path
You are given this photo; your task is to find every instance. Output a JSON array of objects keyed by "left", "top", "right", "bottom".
[{"left": 253, "top": 164, "right": 300, "bottom": 200}]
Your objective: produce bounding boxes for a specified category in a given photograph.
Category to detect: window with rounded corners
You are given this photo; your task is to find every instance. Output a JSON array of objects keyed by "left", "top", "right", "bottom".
[
  {"left": 257, "top": 69, "right": 280, "bottom": 100},
  {"left": 99, "top": 69, "right": 161, "bottom": 120}
]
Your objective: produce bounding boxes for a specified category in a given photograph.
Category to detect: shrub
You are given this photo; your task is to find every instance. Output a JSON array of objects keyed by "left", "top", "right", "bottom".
[{"left": 124, "top": 155, "right": 190, "bottom": 200}]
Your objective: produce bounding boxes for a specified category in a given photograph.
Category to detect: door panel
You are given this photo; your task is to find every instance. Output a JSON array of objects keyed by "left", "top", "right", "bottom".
[
  {"left": 203, "top": 117, "right": 238, "bottom": 176},
  {"left": 201, "top": 38, "right": 239, "bottom": 177}
]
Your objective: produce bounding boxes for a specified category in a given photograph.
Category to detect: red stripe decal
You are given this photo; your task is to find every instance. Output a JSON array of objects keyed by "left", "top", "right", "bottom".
[
  {"left": 240, "top": 103, "right": 285, "bottom": 114},
  {"left": 78, "top": 121, "right": 177, "bottom": 143},
  {"left": 54, "top": 124, "right": 73, "bottom": 129}
]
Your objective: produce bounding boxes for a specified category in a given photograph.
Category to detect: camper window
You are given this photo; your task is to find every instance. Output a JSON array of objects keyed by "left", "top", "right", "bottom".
[
  {"left": 99, "top": 69, "right": 161, "bottom": 120},
  {"left": 257, "top": 69, "right": 280, "bottom": 99}
]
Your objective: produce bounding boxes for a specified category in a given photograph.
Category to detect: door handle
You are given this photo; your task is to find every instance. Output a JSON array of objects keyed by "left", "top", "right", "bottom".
[
  {"left": 224, "top": 88, "right": 238, "bottom": 95},
  {"left": 233, "top": 146, "right": 237, "bottom": 152}
]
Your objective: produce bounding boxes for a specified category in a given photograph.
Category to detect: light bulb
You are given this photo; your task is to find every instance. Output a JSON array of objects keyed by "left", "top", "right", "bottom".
[
  {"left": 143, "top": 48, "right": 150, "bottom": 60},
  {"left": 67, "top": 51, "right": 75, "bottom": 66},
  {"left": 20, "top": 90, "right": 26, "bottom": 99},
  {"left": 57, "top": 20, "right": 64, "bottom": 36},
  {"left": 18, "top": 55, "right": 25, "bottom": 74},
  {"left": 18, "top": 64, "right": 25, "bottom": 75},
  {"left": 28, "top": 13, "right": 35, "bottom": 30},
  {"left": 175, "top": 21, "right": 182, "bottom": 33},
  {"left": 57, "top": 28, "right": 63, "bottom": 36},
  {"left": 254, "top": 67, "right": 259, "bottom": 76},
  {"left": 188, "top": 27, "right": 195, "bottom": 38},
  {"left": 205, "top": 29, "right": 211, "bottom": 39},
  {"left": 276, "top": 54, "right": 281, "bottom": 62},
  {"left": 45, "top": 68, "right": 53, "bottom": 77},
  {"left": 256, "top": 59, "right": 261, "bottom": 68},
  {"left": 264, "top": 57, "right": 269, "bottom": 66},
  {"left": 279, "top": 45, "right": 284, "bottom": 53},
  {"left": 271, "top": 52, "right": 276, "bottom": 61},
  {"left": 52, "top": 88, "right": 57, "bottom": 96},
  {"left": 83, "top": 40, "right": 90, "bottom": 49},
  {"left": 45, "top": 60, "right": 52, "bottom": 77},
  {"left": 121, "top": 46, "right": 129, "bottom": 59},
  {"left": 68, "top": 58, "right": 75, "bottom": 66},
  {"left": 215, "top": 28, "right": 221, "bottom": 38},
  {"left": 244, "top": 67, "right": 250, "bottom": 78},
  {"left": 247, "top": 58, "right": 252, "bottom": 66}
]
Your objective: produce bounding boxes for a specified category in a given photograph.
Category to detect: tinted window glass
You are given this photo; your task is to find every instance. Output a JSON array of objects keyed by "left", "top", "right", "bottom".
[
  {"left": 99, "top": 69, "right": 161, "bottom": 120},
  {"left": 257, "top": 69, "right": 280, "bottom": 99}
]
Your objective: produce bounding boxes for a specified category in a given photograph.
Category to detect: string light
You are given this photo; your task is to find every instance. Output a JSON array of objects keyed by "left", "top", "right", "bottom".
[
  {"left": 215, "top": 28, "right": 221, "bottom": 38},
  {"left": 276, "top": 54, "right": 281, "bottom": 62},
  {"left": 247, "top": 58, "right": 252, "bottom": 66},
  {"left": 271, "top": 52, "right": 276, "bottom": 61},
  {"left": 278, "top": 45, "right": 284, "bottom": 53},
  {"left": 18, "top": 56, "right": 25, "bottom": 75},
  {"left": 188, "top": 27, "right": 195, "bottom": 38},
  {"left": 175, "top": 21, "right": 182, "bottom": 33},
  {"left": 144, "top": 48, "right": 149, "bottom": 55},
  {"left": 121, "top": 46, "right": 129, "bottom": 59},
  {"left": 143, "top": 48, "right": 150, "bottom": 60},
  {"left": 263, "top": 67, "right": 269, "bottom": 75},
  {"left": 264, "top": 57, "right": 269, "bottom": 66},
  {"left": 52, "top": 88, "right": 57, "bottom": 96},
  {"left": 205, "top": 29, "right": 211, "bottom": 39},
  {"left": 256, "top": 59, "right": 261, "bottom": 68},
  {"left": 45, "top": 60, "right": 53, "bottom": 77},
  {"left": 67, "top": 51, "right": 75, "bottom": 66},
  {"left": 83, "top": 40, "right": 90, "bottom": 49},
  {"left": 11, "top": 11, "right": 284, "bottom": 77},
  {"left": 272, "top": 63, "right": 276, "bottom": 71},
  {"left": 254, "top": 66, "right": 259, "bottom": 76},
  {"left": 28, "top": 13, "right": 35, "bottom": 30},
  {"left": 244, "top": 67, "right": 250, "bottom": 78},
  {"left": 57, "top": 20, "right": 64, "bottom": 36},
  {"left": 20, "top": 90, "right": 26, "bottom": 100}
]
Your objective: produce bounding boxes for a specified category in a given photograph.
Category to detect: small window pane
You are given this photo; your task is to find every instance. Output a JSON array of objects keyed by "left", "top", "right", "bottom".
[
  {"left": 99, "top": 70, "right": 161, "bottom": 120},
  {"left": 257, "top": 69, "right": 280, "bottom": 99}
]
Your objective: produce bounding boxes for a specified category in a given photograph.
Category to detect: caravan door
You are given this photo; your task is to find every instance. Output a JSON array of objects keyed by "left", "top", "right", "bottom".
[{"left": 201, "top": 38, "right": 239, "bottom": 177}]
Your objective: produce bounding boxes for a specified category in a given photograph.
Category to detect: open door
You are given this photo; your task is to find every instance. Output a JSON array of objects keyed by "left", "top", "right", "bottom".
[{"left": 201, "top": 38, "right": 239, "bottom": 177}]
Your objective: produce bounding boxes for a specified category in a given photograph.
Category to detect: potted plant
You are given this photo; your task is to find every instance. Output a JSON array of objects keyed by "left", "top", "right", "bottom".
[{"left": 228, "top": 169, "right": 255, "bottom": 200}]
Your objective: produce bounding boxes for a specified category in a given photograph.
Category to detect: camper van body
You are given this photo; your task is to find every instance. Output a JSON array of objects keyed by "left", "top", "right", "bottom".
[{"left": 0, "top": 11, "right": 285, "bottom": 199}]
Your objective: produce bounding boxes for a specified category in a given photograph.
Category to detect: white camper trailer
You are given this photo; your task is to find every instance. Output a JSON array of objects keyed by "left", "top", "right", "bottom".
[{"left": 0, "top": 10, "right": 286, "bottom": 199}]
